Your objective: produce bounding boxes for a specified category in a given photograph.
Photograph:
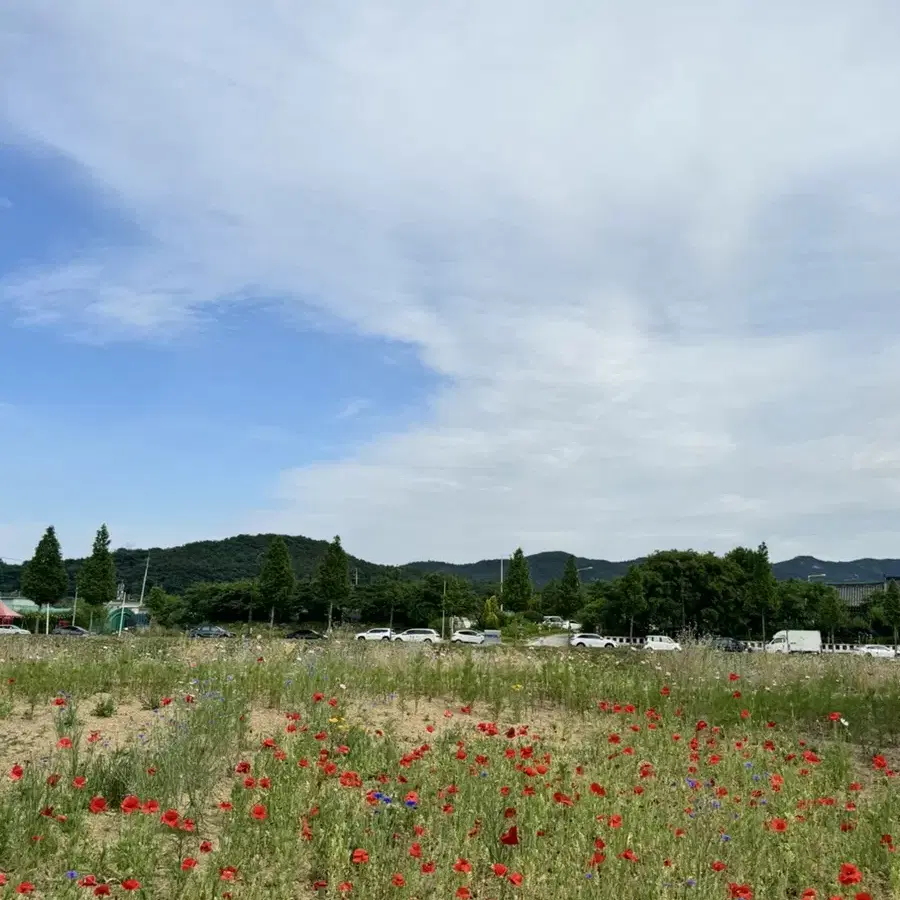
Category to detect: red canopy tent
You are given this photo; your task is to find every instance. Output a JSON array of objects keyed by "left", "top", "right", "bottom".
[{"left": 0, "top": 600, "right": 24, "bottom": 625}]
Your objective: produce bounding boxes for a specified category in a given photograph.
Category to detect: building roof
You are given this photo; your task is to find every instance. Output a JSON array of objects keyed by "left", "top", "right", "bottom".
[{"left": 0, "top": 600, "right": 22, "bottom": 619}]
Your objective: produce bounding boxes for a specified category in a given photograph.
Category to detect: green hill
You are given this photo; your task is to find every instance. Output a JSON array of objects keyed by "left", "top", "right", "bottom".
[{"left": 3, "top": 533, "right": 900, "bottom": 597}]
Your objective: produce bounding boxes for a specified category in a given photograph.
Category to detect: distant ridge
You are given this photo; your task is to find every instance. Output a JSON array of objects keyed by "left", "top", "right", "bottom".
[{"left": 2, "top": 532, "right": 899, "bottom": 595}]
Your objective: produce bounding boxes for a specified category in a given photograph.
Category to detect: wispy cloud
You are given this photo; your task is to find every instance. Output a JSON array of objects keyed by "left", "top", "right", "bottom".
[
  {"left": 3, "top": 1, "right": 900, "bottom": 561},
  {"left": 336, "top": 399, "right": 371, "bottom": 421}
]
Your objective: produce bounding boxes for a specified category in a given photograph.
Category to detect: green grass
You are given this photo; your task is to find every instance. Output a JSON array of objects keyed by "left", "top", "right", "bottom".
[{"left": 0, "top": 638, "right": 898, "bottom": 898}]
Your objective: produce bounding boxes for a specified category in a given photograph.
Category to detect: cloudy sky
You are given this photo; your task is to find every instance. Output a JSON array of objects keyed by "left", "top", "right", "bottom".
[{"left": 2, "top": 1, "right": 900, "bottom": 566}]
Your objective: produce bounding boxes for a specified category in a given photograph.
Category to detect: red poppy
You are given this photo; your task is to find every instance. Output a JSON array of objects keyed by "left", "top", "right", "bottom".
[
  {"left": 453, "top": 858, "right": 472, "bottom": 874},
  {"left": 838, "top": 864, "right": 862, "bottom": 886},
  {"left": 391, "top": 874, "right": 405, "bottom": 887},
  {"left": 351, "top": 849, "right": 369, "bottom": 865},
  {"left": 15, "top": 884, "right": 34, "bottom": 895},
  {"left": 500, "top": 825, "right": 519, "bottom": 845},
  {"left": 121, "top": 879, "right": 140, "bottom": 891},
  {"left": 250, "top": 804, "right": 267, "bottom": 820},
  {"left": 711, "top": 861, "right": 727, "bottom": 872},
  {"left": 492, "top": 864, "right": 508, "bottom": 877},
  {"left": 120, "top": 795, "right": 140, "bottom": 814},
  {"left": 8, "top": 765, "right": 23, "bottom": 781},
  {"left": 88, "top": 796, "right": 108, "bottom": 814},
  {"left": 181, "top": 858, "right": 198, "bottom": 871},
  {"left": 728, "top": 884, "right": 753, "bottom": 899}
]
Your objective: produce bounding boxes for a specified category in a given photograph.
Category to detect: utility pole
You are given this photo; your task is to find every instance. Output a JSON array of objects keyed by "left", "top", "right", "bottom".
[{"left": 442, "top": 578, "right": 447, "bottom": 640}]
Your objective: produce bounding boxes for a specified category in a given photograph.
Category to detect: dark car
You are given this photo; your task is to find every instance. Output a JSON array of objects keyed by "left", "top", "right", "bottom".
[
  {"left": 50, "top": 625, "right": 91, "bottom": 637},
  {"left": 709, "top": 636, "right": 750, "bottom": 653},
  {"left": 188, "top": 624, "right": 234, "bottom": 639},
  {"left": 285, "top": 628, "right": 327, "bottom": 641}
]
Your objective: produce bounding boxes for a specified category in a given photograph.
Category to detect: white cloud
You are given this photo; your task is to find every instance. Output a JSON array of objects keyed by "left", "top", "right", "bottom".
[
  {"left": 336, "top": 399, "right": 371, "bottom": 421},
  {"left": 3, "top": 1, "right": 900, "bottom": 562}
]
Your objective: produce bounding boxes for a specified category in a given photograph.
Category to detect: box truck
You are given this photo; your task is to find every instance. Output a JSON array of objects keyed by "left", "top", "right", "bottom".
[{"left": 764, "top": 630, "right": 822, "bottom": 654}]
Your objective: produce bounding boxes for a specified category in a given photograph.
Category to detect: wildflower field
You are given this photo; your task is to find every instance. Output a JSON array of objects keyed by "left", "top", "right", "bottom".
[{"left": 1, "top": 639, "right": 899, "bottom": 899}]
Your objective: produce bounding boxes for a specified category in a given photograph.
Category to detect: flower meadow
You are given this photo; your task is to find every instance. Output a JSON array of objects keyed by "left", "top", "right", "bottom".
[{"left": 1, "top": 638, "right": 899, "bottom": 898}]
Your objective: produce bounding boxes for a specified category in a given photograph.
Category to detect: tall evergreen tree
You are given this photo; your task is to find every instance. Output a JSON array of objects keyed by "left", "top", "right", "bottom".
[
  {"left": 258, "top": 536, "right": 296, "bottom": 623},
  {"left": 77, "top": 524, "right": 118, "bottom": 606},
  {"left": 503, "top": 548, "right": 533, "bottom": 613},
  {"left": 315, "top": 536, "right": 351, "bottom": 630},
  {"left": 555, "top": 556, "right": 584, "bottom": 618},
  {"left": 21, "top": 526, "right": 69, "bottom": 605}
]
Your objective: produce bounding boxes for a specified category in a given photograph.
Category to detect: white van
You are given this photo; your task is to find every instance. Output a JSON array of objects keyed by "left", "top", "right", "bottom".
[{"left": 765, "top": 630, "right": 822, "bottom": 654}]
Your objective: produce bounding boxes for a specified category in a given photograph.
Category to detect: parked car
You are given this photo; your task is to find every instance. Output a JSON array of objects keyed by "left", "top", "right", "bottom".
[
  {"left": 0, "top": 624, "right": 30, "bottom": 636},
  {"left": 188, "top": 624, "right": 234, "bottom": 639},
  {"left": 853, "top": 644, "right": 895, "bottom": 659},
  {"left": 764, "top": 630, "right": 821, "bottom": 654},
  {"left": 50, "top": 625, "right": 91, "bottom": 637},
  {"left": 644, "top": 634, "right": 682, "bottom": 651},
  {"left": 542, "top": 616, "right": 583, "bottom": 632},
  {"left": 355, "top": 627, "right": 393, "bottom": 641},
  {"left": 285, "top": 628, "right": 327, "bottom": 641},
  {"left": 709, "top": 636, "right": 750, "bottom": 653},
  {"left": 451, "top": 629, "right": 485, "bottom": 644},
  {"left": 392, "top": 628, "right": 442, "bottom": 644},
  {"left": 569, "top": 633, "right": 617, "bottom": 649}
]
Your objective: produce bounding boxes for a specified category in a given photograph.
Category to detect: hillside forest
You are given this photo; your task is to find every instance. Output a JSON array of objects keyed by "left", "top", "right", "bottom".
[{"left": 5, "top": 528, "right": 900, "bottom": 643}]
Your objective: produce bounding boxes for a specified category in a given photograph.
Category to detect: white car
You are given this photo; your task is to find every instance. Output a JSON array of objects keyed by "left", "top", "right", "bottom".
[
  {"left": 644, "top": 634, "right": 682, "bottom": 652},
  {"left": 0, "top": 624, "right": 29, "bottom": 636},
  {"left": 854, "top": 644, "right": 896, "bottom": 659},
  {"left": 569, "top": 633, "right": 616, "bottom": 649},
  {"left": 451, "top": 629, "right": 484, "bottom": 644},
  {"left": 392, "top": 628, "right": 442, "bottom": 644},
  {"left": 355, "top": 627, "right": 393, "bottom": 642}
]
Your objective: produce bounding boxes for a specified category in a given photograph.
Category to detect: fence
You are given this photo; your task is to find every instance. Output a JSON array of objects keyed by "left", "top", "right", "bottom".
[{"left": 602, "top": 636, "right": 898, "bottom": 653}]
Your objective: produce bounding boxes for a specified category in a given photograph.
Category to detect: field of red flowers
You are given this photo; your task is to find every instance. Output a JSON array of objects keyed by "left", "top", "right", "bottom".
[{"left": 1, "top": 638, "right": 899, "bottom": 898}]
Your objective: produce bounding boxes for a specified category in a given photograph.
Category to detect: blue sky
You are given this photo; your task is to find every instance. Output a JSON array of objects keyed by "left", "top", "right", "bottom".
[
  {"left": 0, "top": 136, "right": 438, "bottom": 561},
  {"left": 3, "top": 1, "right": 900, "bottom": 566}
]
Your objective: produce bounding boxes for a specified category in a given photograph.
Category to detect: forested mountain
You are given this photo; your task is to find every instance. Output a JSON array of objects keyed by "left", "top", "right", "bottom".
[
  {"left": 407, "top": 551, "right": 900, "bottom": 587},
  {"left": 0, "top": 533, "right": 399, "bottom": 597}
]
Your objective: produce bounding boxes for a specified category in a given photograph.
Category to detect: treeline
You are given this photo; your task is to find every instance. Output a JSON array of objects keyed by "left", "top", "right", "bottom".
[{"left": 7, "top": 526, "right": 900, "bottom": 642}]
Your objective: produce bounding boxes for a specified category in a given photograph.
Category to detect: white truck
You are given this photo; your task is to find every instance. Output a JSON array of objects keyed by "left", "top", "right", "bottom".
[{"left": 765, "top": 629, "right": 822, "bottom": 654}]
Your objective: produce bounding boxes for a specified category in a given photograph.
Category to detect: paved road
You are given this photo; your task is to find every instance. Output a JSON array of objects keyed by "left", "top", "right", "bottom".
[{"left": 526, "top": 634, "right": 571, "bottom": 648}]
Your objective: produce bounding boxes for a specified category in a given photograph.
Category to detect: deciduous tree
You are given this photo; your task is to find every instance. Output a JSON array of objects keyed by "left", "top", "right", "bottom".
[{"left": 882, "top": 580, "right": 900, "bottom": 648}]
